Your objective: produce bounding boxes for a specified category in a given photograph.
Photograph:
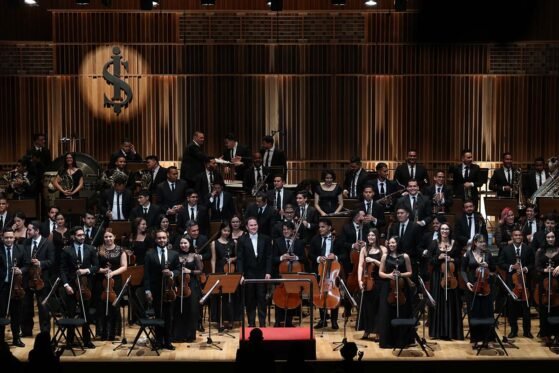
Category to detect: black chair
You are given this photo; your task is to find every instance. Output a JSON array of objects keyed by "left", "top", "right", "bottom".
[
  {"left": 469, "top": 317, "right": 507, "bottom": 356},
  {"left": 546, "top": 316, "right": 559, "bottom": 349},
  {"left": 127, "top": 317, "right": 165, "bottom": 356},
  {"left": 390, "top": 295, "right": 431, "bottom": 357},
  {"left": 51, "top": 317, "right": 87, "bottom": 356}
]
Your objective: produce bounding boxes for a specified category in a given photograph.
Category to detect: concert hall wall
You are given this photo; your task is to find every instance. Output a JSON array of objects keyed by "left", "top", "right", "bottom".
[{"left": 0, "top": 0, "right": 558, "bottom": 172}]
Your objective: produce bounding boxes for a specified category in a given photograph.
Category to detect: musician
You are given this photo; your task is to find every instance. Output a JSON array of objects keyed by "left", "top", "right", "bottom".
[
  {"left": 422, "top": 170, "right": 453, "bottom": 214},
  {"left": 173, "top": 189, "right": 208, "bottom": 235},
  {"left": 237, "top": 217, "right": 273, "bottom": 327},
  {"left": 342, "top": 157, "right": 372, "bottom": 199},
  {"left": 314, "top": 169, "right": 343, "bottom": 216},
  {"left": 243, "top": 152, "right": 270, "bottom": 195},
  {"left": 101, "top": 155, "right": 133, "bottom": 190},
  {"left": 22, "top": 221, "right": 55, "bottom": 337},
  {"left": 498, "top": 228, "right": 535, "bottom": 338},
  {"left": 394, "top": 149, "right": 429, "bottom": 189},
  {"left": 40, "top": 206, "right": 58, "bottom": 238},
  {"left": 271, "top": 204, "right": 297, "bottom": 240},
  {"left": 173, "top": 237, "right": 203, "bottom": 343},
  {"left": 50, "top": 213, "right": 70, "bottom": 282},
  {"left": 156, "top": 214, "right": 177, "bottom": 246},
  {"left": 0, "top": 229, "right": 25, "bottom": 347},
  {"left": 523, "top": 157, "right": 549, "bottom": 200},
  {"left": 128, "top": 218, "right": 154, "bottom": 266},
  {"left": 454, "top": 200, "right": 488, "bottom": 248},
  {"left": 534, "top": 230, "right": 559, "bottom": 345},
  {"left": 450, "top": 149, "right": 484, "bottom": 206},
  {"left": 340, "top": 210, "right": 369, "bottom": 279},
  {"left": 144, "top": 230, "right": 180, "bottom": 350},
  {"left": 0, "top": 197, "right": 12, "bottom": 233},
  {"left": 531, "top": 213, "right": 557, "bottom": 252},
  {"left": 156, "top": 166, "right": 188, "bottom": 223},
  {"left": 60, "top": 227, "right": 98, "bottom": 349},
  {"left": 294, "top": 191, "right": 319, "bottom": 243},
  {"left": 272, "top": 221, "right": 305, "bottom": 327},
  {"left": 521, "top": 204, "right": 542, "bottom": 244},
  {"left": 395, "top": 179, "right": 432, "bottom": 228},
  {"left": 310, "top": 218, "right": 345, "bottom": 330},
  {"left": 388, "top": 207, "right": 421, "bottom": 279},
  {"left": 260, "top": 135, "right": 287, "bottom": 178},
  {"left": 359, "top": 185, "right": 385, "bottom": 231},
  {"left": 180, "top": 131, "right": 210, "bottom": 188},
  {"left": 145, "top": 155, "right": 168, "bottom": 196},
  {"left": 427, "top": 223, "right": 463, "bottom": 340},
  {"left": 210, "top": 221, "right": 237, "bottom": 327},
  {"left": 129, "top": 190, "right": 165, "bottom": 230},
  {"left": 221, "top": 133, "right": 251, "bottom": 180},
  {"left": 96, "top": 229, "right": 127, "bottom": 341},
  {"left": 244, "top": 192, "right": 277, "bottom": 237},
  {"left": 12, "top": 212, "right": 27, "bottom": 245},
  {"left": 51, "top": 152, "right": 84, "bottom": 199},
  {"left": 194, "top": 158, "right": 224, "bottom": 202},
  {"left": 109, "top": 138, "right": 142, "bottom": 169},
  {"left": 357, "top": 228, "right": 386, "bottom": 340},
  {"left": 7, "top": 157, "right": 38, "bottom": 200},
  {"left": 99, "top": 176, "right": 133, "bottom": 221},
  {"left": 461, "top": 234, "right": 496, "bottom": 345},
  {"left": 489, "top": 152, "right": 517, "bottom": 198},
  {"left": 231, "top": 214, "right": 246, "bottom": 243},
  {"left": 377, "top": 236, "right": 414, "bottom": 349},
  {"left": 371, "top": 162, "right": 401, "bottom": 211},
  {"left": 25, "top": 133, "right": 51, "bottom": 169},
  {"left": 208, "top": 181, "right": 236, "bottom": 222},
  {"left": 82, "top": 211, "right": 103, "bottom": 247},
  {"left": 419, "top": 215, "right": 445, "bottom": 281},
  {"left": 267, "top": 175, "right": 295, "bottom": 213}
]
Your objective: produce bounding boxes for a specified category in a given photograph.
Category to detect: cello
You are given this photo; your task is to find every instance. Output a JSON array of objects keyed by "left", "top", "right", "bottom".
[
  {"left": 273, "top": 237, "right": 304, "bottom": 320},
  {"left": 312, "top": 258, "right": 341, "bottom": 311}
]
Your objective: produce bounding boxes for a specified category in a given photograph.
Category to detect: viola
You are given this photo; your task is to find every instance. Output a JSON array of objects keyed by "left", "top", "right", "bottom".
[
  {"left": 101, "top": 263, "right": 117, "bottom": 304},
  {"left": 362, "top": 259, "right": 375, "bottom": 292},
  {"left": 472, "top": 265, "right": 491, "bottom": 296},
  {"left": 11, "top": 260, "right": 25, "bottom": 301},
  {"left": 28, "top": 247, "right": 45, "bottom": 291},
  {"left": 387, "top": 272, "right": 406, "bottom": 306},
  {"left": 223, "top": 243, "right": 237, "bottom": 274},
  {"left": 75, "top": 258, "right": 92, "bottom": 301},
  {"left": 512, "top": 255, "right": 530, "bottom": 304},
  {"left": 347, "top": 241, "right": 364, "bottom": 293},
  {"left": 312, "top": 258, "right": 341, "bottom": 310},
  {"left": 534, "top": 259, "right": 559, "bottom": 309},
  {"left": 178, "top": 261, "right": 192, "bottom": 299},
  {"left": 440, "top": 246, "right": 458, "bottom": 290},
  {"left": 162, "top": 261, "right": 177, "bottom": 303}
]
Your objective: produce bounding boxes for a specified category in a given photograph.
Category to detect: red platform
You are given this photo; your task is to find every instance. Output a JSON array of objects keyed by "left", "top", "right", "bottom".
[{"left": 240, "top": 327, "right": 316, "bottom": 360}]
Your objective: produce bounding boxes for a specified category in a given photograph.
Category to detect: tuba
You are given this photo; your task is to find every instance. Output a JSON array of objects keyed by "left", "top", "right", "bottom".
[{"left": 528, "top": 156, "right": 559, "bottom": 204}]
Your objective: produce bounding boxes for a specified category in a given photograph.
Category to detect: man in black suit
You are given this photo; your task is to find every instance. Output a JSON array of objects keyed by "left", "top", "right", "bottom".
[
  {"left": 294, "top": 191, "right": 319, "bottom": 243},
  {"left": 0, "top": 196, "right": 13, "bottom": 232},
  {"left": 110, "top": 139, "right": 142, "bottom": 169},
  {"left": 530, "top": 213, "right": 557, "bottom": 251},
  {"left": 221, "top": 133, "right": 251, "bottom": 180},
  {"left": 309, "top": 218, "right": 345, "bottom": 329},
  {"left": 450, "top": 148, "right": 484, "bottom": 207},
  {"left": 267, "top": 174, "right": 295, "bottom": 213},
  {"left": 371, "top": 162, "right": 402, "bottom": 211},
  {"left": 180, "top": 131, "right": 209, "bottom": 187},
  {"left": 194, "top": 158, "right": 224, "bottom": 202},
  {"left": 25, "top": 133, "right": 51, "bottom": 169},
  {"left": 82, "top": 211, "right": 103, "bottom": 246},
  {"left": 340, "top": 210, "right": 369, "bottom": 277},
  {"left": 207, "top": 181, "right": 236, "bottom": 222},
  {"left": 21, "top": 221, "right": 55, "bottom": 337},
  {"left": 175, "top": 190, "right": 210, "bottom": 236},
  {"left": 271, "top": 204, "right": 297, "bottom": 240},
  {"left": 243, "top": 151, "right": 271, "bottom": 195},
  {"left": 342, "top": 156, "right": 372, "bottom": 199},
  {"left": 523, "top": 157, "right": 550, "bottom": 201},
  {"left": 521, "top": 204, "right": 542, "bottom": 244},
  {"left": 489, "top": 152, "right": 518, "bottom": 198},
  {"left": 244, "top": 192, "right": 278, "bottom": 237},
  {"left": 146, "top": 155, "right": 168, "bottom": 197},
  {"left": 453, "top": 200, "right": 488, "bottom": 248},
  {"left": 394, "top": 149, "right": 430, "bottom": 189},
  {"left": 237, "top": 217, "right": 272, "bottom": 327},
  {"left": 129, "top": 190, "right": 165, "bottom": 229},
  {"left": 99, "top": 178, "right": 134, "bottom": 221},
  {"left": 498, "top": 228, "right": 535, "bottom": 338},
  {"left": 156, "top": 166, "right": 188, "bottom": 223},
  {"left": 260, "top": 135, "right": 287, "bottom": 179},
  {"left": 0, "top": 229, "right": 25, "bottom": 347},
  {"left": 360, "top": 184, "right": 386, "bottom": 231},
  {"left": 422, "top": 170, "right": 453, "bottom": 215},
  {"left": 395, "top": 179, "right": 433, "bottom": 228},
  {"left": 272, "top": 220, "right": 306, "bottom": 327},
  {"left": 144, "top": 230, "right": 180, "bottom": 350},
  {"left": 60, "top": 227, "right": 98, "bottom": 349},
  {"left": 41, "top": 206, "right": 59, "bottom": 238},
  {"left": 388, "top": 207, "right": 421, "bottom": 272}
]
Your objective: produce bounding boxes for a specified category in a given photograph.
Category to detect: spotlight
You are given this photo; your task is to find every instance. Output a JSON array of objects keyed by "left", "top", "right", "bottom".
[
  {"left": 140, "top": 0, "right": 159, "bottom": 10},
  {"left": 394, "top": 0, "right": 407, "bottom": 11},
  {"left": 201, "top": 0, "right": 215, "bottom": 5},
  {"left": 76, "top": 0, "right": 90, "bottom": 5},
  {"left": 332, "top": 0, "right": 346, "bottom": 5},
  {"left": 364, "top": 0, "right": 377, "bottom": 6},
  {"left": 268, "top": 0, "right": 282, "bottom": 11},
  {"left": 24, "top": 0, "right": 39, "bottom": 5}
]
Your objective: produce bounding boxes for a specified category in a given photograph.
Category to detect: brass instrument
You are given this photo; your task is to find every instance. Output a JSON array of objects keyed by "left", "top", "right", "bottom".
[
  {"left": 59, "top": 172, "right": 74, "bottom": 195},
  {"left": 432, "top": 188, "right": 445, "bottom": 214},
  {"left": 251, "top": 171, "right": 269, "bottom": 196},
  {"left": 136, "top": 169, "right": 152, "bottom": 191},
  {"left": 512, "top": 168, "right": 525, "bottom": 210},
  {"left": 101, "top": 168, "right": 129, "bottom": 188},
  {"left": 2, "top": 169, "right": 30, "bottom": 195},
  {"left": 528, "top": 156, "right": 559, "bottom": 204},
  {"left": 464, "top": 181, "right": 473, "bottom": 201}
]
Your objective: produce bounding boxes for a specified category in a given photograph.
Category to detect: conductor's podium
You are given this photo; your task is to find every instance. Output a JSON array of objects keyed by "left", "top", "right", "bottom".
[{"left": 240, "top": 327, "right": 316, "bottom": 360}]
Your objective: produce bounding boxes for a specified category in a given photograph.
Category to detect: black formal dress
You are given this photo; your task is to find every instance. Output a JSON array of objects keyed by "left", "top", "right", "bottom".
[
  {"left": 210, "top": 240, "right": 240, "bottom": 324},
  {"left": 534, "top": 248, "right": 559, "bottom": 339},
  {"left": 314, "top": 184, "right": 342, "bottom": 215},
  {"left": 358, "top": 250, "right": 383, "bottom": 334},
  {"left": 96, "top": 246, "right": 124, "bottom": 340},
  {"left": 173, "top": 254, "right": 202, "bottom": 342},
  {"left": 56, "top": 168, "right": 83, "bottom": 199}
]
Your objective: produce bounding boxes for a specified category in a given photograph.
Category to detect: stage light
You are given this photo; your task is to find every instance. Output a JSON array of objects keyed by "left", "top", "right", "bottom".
[
  {"left": 332, "top": 0, "right": 346, "bottom": 5},
  {"left": 267, "top": 0, "right": 282, "bottom": 11},
  {"left": 394, "top": 0, "right": 407, "bottom": 11},
  {"left": 24, "top": 0, "right": 39, "bottom": 6},
  {"left": 75, "top": 0, "right": 90, "bottom": 5},
  {"left": 364, "top": 0, "right": 377, "bottom": 6},
  {"left": 201, "top": 0, "right": 215, "bottom": 5},
  {"left": 140, "top": 0, "right": 159, "bottom": 10}
]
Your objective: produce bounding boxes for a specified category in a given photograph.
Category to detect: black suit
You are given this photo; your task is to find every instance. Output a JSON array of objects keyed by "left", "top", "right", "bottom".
[
  {"left": 156, "top": 179, "right": 188, "bottom": 220},
  {"left": 194, "top": 170, "right": 225, "bottom": 202},
  {"left": 26, "top": 146, "right": 52, "bottom": 168},
  {"left": 180, "top": 142, "right": 209, "bottom": 186},
  {"left": 394, "top": 163, "right": 430, "bottom": 188},
  {"left": 453, "top": 213, "right": 488, "bottom": 248},
  {"left": 489, "top": 167, "right": 517, "bottom": 198},
  {"left": 99, "top": 188, "right": 134, "bottom": 220},
  {"left": 498, "top": 243, "right": 535, "bottom": 334},
  {"left": 521, "top": 219, "right": 543, "bottom": 245},
  {"left": 83, "top": 226, "right": 103, "bottom": 247},
  {"left": 22, "top": 237, "right": 55, "bottom": 335},
  {"left": 244, "top": 204, "right": 278, "bottom": 237},
  {"left": 523, "top": 169, "right": 550, "bottom": 201},
  {"left": 237, "top": 233, "right": 272, "bottom": 326},
  {"left": 450, "top": 163, "right": 484, "bottom": 203},
  {"left": 343, "top": 169, "right": 373, "bottom": 199},
  {"left": 359, "top": 199, "right": 386, "bottom": 230},
  {"left": 388, "top": 221, "right": 421, "bottom": 260},
  {"left": 370, "top": 178, "right": 401, "bottom": 211},
  {"left": 40, "top": 219, "right": 56, "bottom": 238},
  {"left": 143, "top": 247, "right": 180, "bottom": 345},
  {"left": 0, "top": 244, "right": 25, "bottom": 343},
  {"left": 222, "top": 143, "right": 252, "bottom": 180},
  {"left": 208, "top": 191, "right": 236, "bottom": 222},
  {"left": 266, "top": 188, "right": 295, "bottom": 211},
  {"left": 339, "top": 222, "right": 370, "bottom": 275},
  {"left": 60, "top": 243, "right": 99, "bottom": 344},
  {"left": 395, "top": 194, "right": 433, "bottom": 226},
  {"left": 150, "top": 166, "right": 168, "bottom": 196},
  {"left": 294, "top": 204, "right": 319, "bottom": 243},
  {"left": 129, "top": 203, "right": 166, "bottom": 229},
  {"left": 422, "top": 184, "right": 453, "bottom": 214},
  {"left": 0, "top": 212, "right": 14, "bottom": 232},
  {"left": 175, "top": 204, "right": 210, "bottom": 236},
  {"left": 260, "top": 148, "right": 287, "bottom": 179},
  {"left": 243, "top": 165, "right": 272, "bottom": 194},
  {"left": 110, "top": 149, "right": 142, "bottom": 168}
]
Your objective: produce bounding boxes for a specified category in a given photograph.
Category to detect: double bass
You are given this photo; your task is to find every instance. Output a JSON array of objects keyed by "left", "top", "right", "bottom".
[{"left": 273, "top": 237, "right": 303, "bottom": 315}]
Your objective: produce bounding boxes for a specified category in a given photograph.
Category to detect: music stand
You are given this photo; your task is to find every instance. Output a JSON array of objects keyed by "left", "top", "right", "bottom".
[
  {"left": 332, "top": 278, "right": 366, "bottom": 351},
  {"left": 54, "top": 198, "right": 87, "bottom": 227},
  {"left": 214, "top": 273, "right": 242, "bottom": 338},
  {"left": 112, "top": 275, "right": 132, "bottom": 351}
]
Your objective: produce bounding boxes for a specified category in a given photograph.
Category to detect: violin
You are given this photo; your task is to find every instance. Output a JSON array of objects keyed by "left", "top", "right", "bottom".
[
  {"left": 534, "top": 259, "right": 559, "bottom": 311},
  {"left": 512, "top": 253, "right": 530, "bottom": 306},
  {"left": 11, "top": 259, "right": 25, "bottom": 301},
  {"left": 162, "top": 261, "right": 177, "bottom": 303},
  {"left": 361, "top": 254, "right": 375, "bottom": 292},
  {"left": 387, "top": 270, "right": 406, "bottom": 306},
  {"left": 178, "top": 260, "right": 192, "bottom": 299},
  {"left": 273, "top": 238, "right": 303, "bottom": 312},
  {"left": 75, "top": 258, "right": 92, "bottom": 301},
  {"left": 28, "top": 246, "right": 45, "bottom": 291},
  {"left": 223, "top": 243, "right": 236, "bottom": 274},
  {"left": 312, "top": 258, "right": 341, "bottom": 310},
  {"left": 347, "top": 239, "right": 364, "bottom": 293},
  {"left": 440, "top": 245, "right": 458, "bottom": 290},
  {"left": 472, "top": 251, "right": 491, "bottom": 296},
  {"left": 101, "top": 263, "right": 117, "bottom": 304}
]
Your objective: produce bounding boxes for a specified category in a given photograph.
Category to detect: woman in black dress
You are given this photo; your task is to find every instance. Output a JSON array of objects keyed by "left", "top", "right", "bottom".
[
  {"left": 461, "top": 234, "right": 496, "bottom": 345},
  {"left": 12, "top": 211, "right": 27, "bottom": 245},
  {"left": 173, "top": 237, "right": 203, "bottom": 343},
  {"left": 535, "top": 230, "right": 559, "bottom": 345},
  {"left": 51, "top": 152, "right": 84, "bottom": 199},
  {"left": 128, "top": 217, "right": 154, "bottom": 265},
  {"left": 357, "top": 228, "right": 386, "bottom": 340},
  {"left": 428, "top": 223, "right": 463, "bottom": 340},
  {"left": 96, "top": 229, "right": 127, "bottom": 340},
  {"left": 50, "top": 213, "right": 71, "bottom": 280},
  {"left": 377, "top": 236, "right": 414, "bottom": 348},
  {"left": 314, "top": 169, "right": 343, "bottom": 216}
]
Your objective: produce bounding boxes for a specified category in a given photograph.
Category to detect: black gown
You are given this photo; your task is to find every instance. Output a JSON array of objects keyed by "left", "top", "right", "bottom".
[
  {"left": 57, "top": 168, "right": 83, "bottom": 198},
  {"left": 173, "top": 254, "right": 201, "bottom": 342},
  {"left": 428, "top": 241, "right": 464, "bottom": 340},
  {"left": 357, "top": 250, "right": 382, "bottom": 334},
  {"left": 460, "top": 249, "right": 496, "bottom": 343},
  {"left": 535, "top": 248, "right": 559, "bottom": 339},
  {"left": 378, "top": 254, "right": 414, "bottom": 349},
  {"left": 96, "top": 246, "right": 124, "bottom": 340},
  {"left": 210, "top": 240, "right": 240, "bottom": 324},
  {"left": 315, "top": 184, "right": 342, "bottom": 214}
]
